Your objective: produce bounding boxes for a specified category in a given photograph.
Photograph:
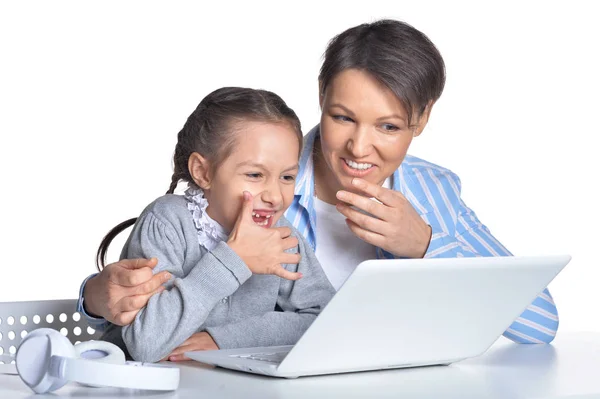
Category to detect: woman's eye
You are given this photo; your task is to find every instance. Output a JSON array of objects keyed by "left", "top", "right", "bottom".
[
  {"left": 333, "top": 115, "right": 354, "bottom": 123},
  {"left": 281, "top": 175, "right": 296, "bottom": 182},
  {"left": 246, "top": 173, "right": 262, "bottom": 179},
  {"left": 381, "top": 123, "right": 400, "bottom": 132}
]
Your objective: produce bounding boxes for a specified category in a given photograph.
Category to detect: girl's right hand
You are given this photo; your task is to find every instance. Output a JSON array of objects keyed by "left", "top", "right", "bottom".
[{"left": 227, "top": 191, "right": 302, "bottom": 280}]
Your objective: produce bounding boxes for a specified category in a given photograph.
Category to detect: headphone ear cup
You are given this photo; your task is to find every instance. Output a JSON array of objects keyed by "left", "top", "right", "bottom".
[
  {"left": 16, "top": 328, "right": 76, "bottom": 394},
  {"left": 74, "top": 340, "right": 126, "bottom": 365},
  {"left": 72, "top": 340, "right": 127, "bottom": 388}
]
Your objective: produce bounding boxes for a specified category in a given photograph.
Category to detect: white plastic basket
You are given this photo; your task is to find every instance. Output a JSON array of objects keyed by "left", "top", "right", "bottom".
[{"left": 0, "top": 299, "right": 102, "bottom": 365}]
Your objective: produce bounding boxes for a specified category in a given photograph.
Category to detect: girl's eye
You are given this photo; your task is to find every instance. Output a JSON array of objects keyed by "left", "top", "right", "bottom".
[
  {"left": 281, "top": 175, "right": 296, "bottom": 182},
  {"left": 381, "top": 123, "right": 400, "bottom": 132},
  {"left": 246, "top": 173, "right": 262, "bottom": 179},
  {"left": 333, "top": 115, "right": 354, "bottom": 123}
]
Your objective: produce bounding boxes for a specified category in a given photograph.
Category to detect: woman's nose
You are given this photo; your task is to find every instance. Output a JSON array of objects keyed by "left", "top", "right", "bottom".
[{"left": 347, "top": 125, "right": 373, "bottom": 158}]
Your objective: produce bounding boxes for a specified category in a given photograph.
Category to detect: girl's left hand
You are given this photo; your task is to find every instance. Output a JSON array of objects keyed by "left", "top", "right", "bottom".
[
  {"left": 335, "top": 178, "right": 432, "bottom": 258},
  {"left": 162, "top": 332, "right": 219, "bottom": 362}
]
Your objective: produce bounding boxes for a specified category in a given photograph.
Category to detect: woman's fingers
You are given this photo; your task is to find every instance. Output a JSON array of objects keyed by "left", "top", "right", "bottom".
[
  {"left": 118, "top": 257, "right": 159, "bottom": 271},
  {"left": 345, "top": 219, "right": 386, "bottom": 248},
  {"left": 333, "top": 179, "right": 432, "bottom": 259},
  {"left": 116, "top": 286, "right": 166, "bottom": 312},
  {"left": 131, "top": 272, "right": 171, "bottom": 296},
  {"left": 112, "top": 310, "right": 140, "bottom": 326},
  {"left": 108, "top": 258, "right": 160, "bottom": 287},
  {"left": 335, "top": 190, "right": 388, "bottom": 221},
  {"left": 336, "top": 202, "right": 388, "bottom": 234},
  {"left": 102, "top": 267, "right": 169, "bottom": 325},
  {"left": 109, "top": 264, "right": 152, "bottom": 287},
  {"left": 348, "top": 178, "right": 405, "bottom": 207}
]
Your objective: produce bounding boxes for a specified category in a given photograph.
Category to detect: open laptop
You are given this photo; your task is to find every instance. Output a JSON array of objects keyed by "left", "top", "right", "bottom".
[{"left": 186, "top": 255, "right": 570, "bottom": 378}]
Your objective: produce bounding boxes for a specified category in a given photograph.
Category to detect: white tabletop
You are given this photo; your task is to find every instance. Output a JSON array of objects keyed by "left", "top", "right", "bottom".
[{"left": 1, "top": 331, "right": 599, "bottom": 398}]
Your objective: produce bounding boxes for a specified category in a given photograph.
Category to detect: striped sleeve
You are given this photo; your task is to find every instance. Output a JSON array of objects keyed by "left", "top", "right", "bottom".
[
  {"left": 413, "top": 165, "right": 558, "bottom": 343},
  {"left": 449, "top": 179, "right": 558, "bottom": 343},
  {"left": 456, "top": 199, "right": 559, "bottom": 343},
  {"left": 76, "top": 273, "right": 109, "bottom": 332}
]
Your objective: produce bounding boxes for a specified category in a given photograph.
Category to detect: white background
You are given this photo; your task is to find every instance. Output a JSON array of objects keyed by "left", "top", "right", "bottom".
[{"left": 0, "top": 1, "right": 598, "bottom": 333}]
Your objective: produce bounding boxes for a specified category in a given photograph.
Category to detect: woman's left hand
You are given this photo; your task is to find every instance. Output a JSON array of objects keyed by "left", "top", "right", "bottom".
[
  {"left": 335, "top": 178, "right": 432, "bottom": 258},
  {"left": 162, "top": 332, "right": 219, "bottom": 362}
]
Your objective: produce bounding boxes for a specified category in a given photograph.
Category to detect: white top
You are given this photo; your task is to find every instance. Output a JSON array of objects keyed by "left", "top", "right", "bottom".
[
  {"left": 184, "top": 187, "right": 229, "bottom": 251},
  {"left": 315, "top": 178, "right": 391, "bottom": 290}
]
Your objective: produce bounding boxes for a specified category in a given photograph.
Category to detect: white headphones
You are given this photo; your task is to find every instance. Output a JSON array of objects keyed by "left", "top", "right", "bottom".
[{"left": 12, "top": 328, "right": 179, "bottom": 393}]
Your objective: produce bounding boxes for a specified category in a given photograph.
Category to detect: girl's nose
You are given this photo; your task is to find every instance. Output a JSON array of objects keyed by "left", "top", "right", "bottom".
[{"left": 259, "top": 184, "right": 283, "bottom": 209}]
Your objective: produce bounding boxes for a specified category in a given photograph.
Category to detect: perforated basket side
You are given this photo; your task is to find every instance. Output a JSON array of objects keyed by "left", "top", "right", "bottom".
[{"left": 0, "top": 299, "right": 102, "bottom": 364}]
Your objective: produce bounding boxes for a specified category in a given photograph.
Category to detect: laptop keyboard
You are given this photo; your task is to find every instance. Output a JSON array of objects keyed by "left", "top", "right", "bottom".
[{"left": 230, "top": 351, "right": 289, "bottom": 364}]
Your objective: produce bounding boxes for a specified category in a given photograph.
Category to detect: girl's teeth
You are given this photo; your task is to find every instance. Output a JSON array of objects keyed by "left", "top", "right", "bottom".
[
  {"left": 252, "top": 212, "right": 273, "bottom": 218},
  {"left": 345, "top": 159, "right": 373, "bottom": 170}
]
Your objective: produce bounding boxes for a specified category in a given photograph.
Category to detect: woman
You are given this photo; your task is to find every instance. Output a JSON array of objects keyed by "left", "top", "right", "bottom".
[{"left": 78, "top": 20, "right": 558, "bottom": 356}]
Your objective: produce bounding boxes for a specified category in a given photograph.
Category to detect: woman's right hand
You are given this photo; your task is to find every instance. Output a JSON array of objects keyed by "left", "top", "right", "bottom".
[
  {"left": 82, "top": 258, "right": 172, "bottom": 325},
  {"left": 227, "top": 191, "right": 302, "bottom": 280}
]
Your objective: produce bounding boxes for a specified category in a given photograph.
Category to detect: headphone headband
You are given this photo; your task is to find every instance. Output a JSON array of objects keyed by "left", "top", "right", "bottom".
[{"left": 54, "top": 356, "right": 180, "bottom": 390}]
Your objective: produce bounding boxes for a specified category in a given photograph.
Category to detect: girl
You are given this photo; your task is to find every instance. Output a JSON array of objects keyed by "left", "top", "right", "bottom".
[{"left": 96, "top": 87, "right": 335, "bottom": 363}]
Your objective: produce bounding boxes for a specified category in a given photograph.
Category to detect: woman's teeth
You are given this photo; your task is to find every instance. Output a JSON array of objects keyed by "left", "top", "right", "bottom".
[{"left": 345, "top": 159, "right": 373, "bottom": 170}]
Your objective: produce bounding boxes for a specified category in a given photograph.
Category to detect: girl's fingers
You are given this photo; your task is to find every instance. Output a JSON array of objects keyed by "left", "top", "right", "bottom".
[
  {"left": 272, "top": 265, "right": 303, "bottom": 281},
  {"left": 168, "top": 353, "right": 190, "bottom": 362}
]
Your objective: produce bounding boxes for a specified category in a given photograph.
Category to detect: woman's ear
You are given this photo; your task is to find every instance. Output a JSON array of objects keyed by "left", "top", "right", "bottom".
[
  {"left": 188, "top": 152, "right": 212, "bottom": 189},
  {"left": 412, "top": 101, "right": 435, "bottom": 137}
]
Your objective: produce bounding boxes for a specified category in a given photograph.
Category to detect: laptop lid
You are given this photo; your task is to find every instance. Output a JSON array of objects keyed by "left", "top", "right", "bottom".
[{"left": 276, "top": 255, "right": 569, "bottom": 376}]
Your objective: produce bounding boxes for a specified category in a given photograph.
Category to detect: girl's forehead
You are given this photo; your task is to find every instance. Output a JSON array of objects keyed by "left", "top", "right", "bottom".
[{"left": 223, "top": 122, "right": 300, "bottom": 166}]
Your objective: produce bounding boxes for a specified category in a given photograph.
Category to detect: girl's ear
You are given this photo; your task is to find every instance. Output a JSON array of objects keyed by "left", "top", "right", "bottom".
[
  {"left": 188, "top": 152, "right": 212, "bottom": 189},
  {"left": 318, "top": 81, "right": 325, "bottom": 109}
]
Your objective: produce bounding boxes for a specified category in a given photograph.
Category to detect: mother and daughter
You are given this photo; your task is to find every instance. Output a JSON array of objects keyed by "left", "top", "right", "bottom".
[{"left": 80, "top": 19, "right": 559, "bottom": 362}]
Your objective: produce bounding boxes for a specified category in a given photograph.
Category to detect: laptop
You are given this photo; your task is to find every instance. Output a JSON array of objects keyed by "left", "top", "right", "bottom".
[{"left": 186, "top": 255, "right": 570, "bottom": 378}]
